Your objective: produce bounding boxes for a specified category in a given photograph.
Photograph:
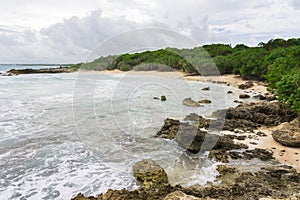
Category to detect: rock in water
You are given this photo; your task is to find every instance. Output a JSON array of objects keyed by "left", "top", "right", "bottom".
[
  {"left": 161, "top": 96, "right": 167, "bottom": 101},
  {"left": 238, "top": 81, "right": 254, "bottom": 89},
  {"left": 132, "top": 159, "right": 169, "bottom": 189},
  {"left": 174, "top": 124, "right": 208, "bottom": 153},
  {"left": 201, "top": 87, "right": 210, "bottom": 91},
  {"left": 156, "top": 118, "right": 180, "bottom": 139},
  {"left": 8, "top": 67, "right": 77, "bottom": 75},
  {"left": 272, "top": 117, "right": 300, "bottom": 147},
  {"left": 253, "top": 94, "right": 267, "bottom": 100},
  {"left": 198, "top": 99, "right": 212, "bottom": 104},
  {"left": 183, "top": 98, "right": 203, "bottom": 107},
  {"left": 239, "top": 94, "right": 250, "bottom": 99},
  {"left": 184, "top": 113, "right": 210, "bottom": 128},
  {"left": 156, "top": 118, "right": 247, "bottom": 154}
]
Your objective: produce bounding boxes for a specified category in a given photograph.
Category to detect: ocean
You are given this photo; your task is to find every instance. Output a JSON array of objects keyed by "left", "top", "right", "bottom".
[{"left": 0, "top": 69, "right": 242, "bottom": 199}]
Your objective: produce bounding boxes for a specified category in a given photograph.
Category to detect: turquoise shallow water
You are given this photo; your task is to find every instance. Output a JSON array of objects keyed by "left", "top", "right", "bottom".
[{"left": 0, "top": 71, "right": 242, "bottom": 199}]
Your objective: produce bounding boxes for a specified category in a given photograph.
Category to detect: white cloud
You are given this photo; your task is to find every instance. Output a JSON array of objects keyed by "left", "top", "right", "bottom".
[{"left": 0, "top": 0, "right": 299, "bottom": 63}]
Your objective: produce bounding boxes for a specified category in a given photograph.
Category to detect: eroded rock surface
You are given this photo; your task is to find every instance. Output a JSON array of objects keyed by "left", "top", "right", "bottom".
[
  {"left": 156, "top": 119, "right": 247, "bottom": 154},
  {"left": 238, "top": 81, "right": 254, "bottom": 89},
  {"left": 213, "top": 102, "right": 297, "bottom": 132},
  {"left": 183, "top": 98, "right": 203, "bottom": 107},
  {"left": 272, "top": 117, "right": 300, "bottom": 147},
  {"left": 132, "top": 159, "right": 169, "bottom": 189}
]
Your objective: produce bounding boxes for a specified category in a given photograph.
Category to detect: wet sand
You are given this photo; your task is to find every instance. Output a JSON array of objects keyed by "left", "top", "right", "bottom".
[{"left": 242, "top": 128, "right": 300, "bottom": 173}]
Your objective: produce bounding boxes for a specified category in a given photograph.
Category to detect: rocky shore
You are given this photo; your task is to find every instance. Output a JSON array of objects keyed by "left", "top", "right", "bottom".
[
  {"left": 5, "top": 67, "right": 77, "bottom": 75},
  {"left": 72, "top": 74, "right": 300, "bottom": 200}
]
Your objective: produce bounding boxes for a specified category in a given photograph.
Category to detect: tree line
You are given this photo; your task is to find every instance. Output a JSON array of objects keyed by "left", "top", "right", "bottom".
[{"left": 73, "top": 38, "right": 300, "bottom": 113}]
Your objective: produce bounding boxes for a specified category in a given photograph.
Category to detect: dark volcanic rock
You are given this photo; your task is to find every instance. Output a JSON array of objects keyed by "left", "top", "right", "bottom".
[
  {"left": 161, "top": 95, "right": 167, "bottom": 101},
  {"left": 238, "top": 81, "right": 254, "bottom": 89},
  {"left": 253, "top": 94, "right": 267, "bottom": 100},
  {"left": 239, "top": 94, "right": 250, "bottom": 99},
  {"left": 233, "top": 100, "right": 242, "bottom": 103}
]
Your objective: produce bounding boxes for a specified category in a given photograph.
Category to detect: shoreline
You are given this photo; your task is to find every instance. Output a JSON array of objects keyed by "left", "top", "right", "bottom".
[
  {"left": 5, "top": 69, "right": 299, "bottom": 172},
  {"left": 182, "top": 72, "right": 299, "bottom": 173},
  {"left": 101, "top": 70, "right": 300, "bottom": 172}
]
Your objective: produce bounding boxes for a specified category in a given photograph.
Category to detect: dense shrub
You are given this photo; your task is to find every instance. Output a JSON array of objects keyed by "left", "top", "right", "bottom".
[{"left": 276, "top": 69, "right": 300, "bottom": 113}]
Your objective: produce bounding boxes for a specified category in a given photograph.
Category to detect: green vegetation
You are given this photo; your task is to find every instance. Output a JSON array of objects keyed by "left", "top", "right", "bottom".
[
  {"left": 78, "top": 38, "right": 300, "bottom": 113},
  {"left": 276, "top": 68, "right": 300, "bottom": 113}
]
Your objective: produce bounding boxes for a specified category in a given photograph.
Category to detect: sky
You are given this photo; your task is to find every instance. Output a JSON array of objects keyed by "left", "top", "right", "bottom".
[{"left": 0, "top": 0, "right": 300, "bottom": 63}]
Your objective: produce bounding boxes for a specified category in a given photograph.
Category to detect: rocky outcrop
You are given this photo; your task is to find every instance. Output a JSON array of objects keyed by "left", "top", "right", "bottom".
[
  {"left": 163, "top": 191, "right": 204, "bottom": 200},
  {"left": 71, "top": 102, "right": 299, "bottom": 200},
  {"left": 199, "top": 99, "right": 212, "bottom": 104},
  {"left": 156, "top": 119, "right": 247, "bottom": 154},
  {"left": 72, "top": 160, "right": 300, "bottom": 200},
  {"left": 208, "top": 148, "right": 274, "bottom": 163},
  {"left": 8, "top": 67, "right": 77, "bottom": 75},
  {"left": 156, "top": 118, "right": 180, "bottom": 140},
  {"left": 72, "top": 185, "right": 180, "bottom": 200},
  {"left": 184, "top": 113, "right": 210, "bottom": 128},
  {"left": 254, "top": 94, "right": 277, "bottom": 101},
  {"left": 161, "top": 96, "right": 167, "bottom": 101},
  {"left": 272, "top": 117, "right": 300, "bottom": 147},
  {"left": 133, "top": 159, "right": 169, "bottom": 189},
  {"left": 183, "top": 165, "right": 300, "bottom": 200},
  {"left": 201, "top": 87, "right": 210, "bottom": 91},
  {"left": 183, "top": 98, "right": 203, "bottom": 107},
  {"left": 239, "top": 94, "right": 250, "bottom": 99},
  {"left": 238, "top": 81, "right": 254, "bottom": 89},
  {"left": 213, "top": 102, "right": 297, "bottom": 132}
]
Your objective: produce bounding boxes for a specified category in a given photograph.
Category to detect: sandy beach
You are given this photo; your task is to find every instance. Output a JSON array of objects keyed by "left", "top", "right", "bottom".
[
  {"left": 185, "top": 73, "right": 300, "bottom": 172},
  {"left": 183, "top": 73, "right": 300, "bottom": 172},
  {"left": 243, "top": 128, "right": 300, "bottom": 172}
]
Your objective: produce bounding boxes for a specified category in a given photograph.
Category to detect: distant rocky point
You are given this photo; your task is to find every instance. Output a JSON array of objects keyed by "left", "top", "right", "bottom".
[{"left": 6, "top": 67, "right": 77, "bottom": 75}]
